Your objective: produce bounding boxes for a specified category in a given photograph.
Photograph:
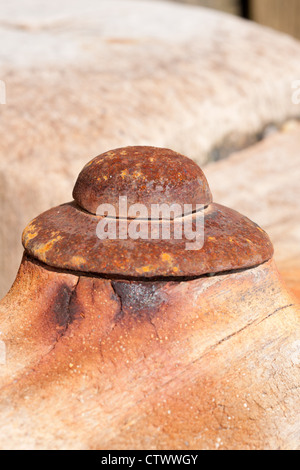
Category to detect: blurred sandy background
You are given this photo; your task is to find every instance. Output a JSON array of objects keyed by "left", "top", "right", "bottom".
[{"left": 0, "top": 0, "right": 300, "bottom": 299}]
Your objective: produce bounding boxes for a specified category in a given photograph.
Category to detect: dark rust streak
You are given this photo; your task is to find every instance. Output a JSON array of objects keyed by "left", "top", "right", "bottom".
[
  {"left": 51, "top": 277, "right": 82, "bottom": 340},
  {"left": 111, "top": 280, "right": 168, "bottom": 323}
]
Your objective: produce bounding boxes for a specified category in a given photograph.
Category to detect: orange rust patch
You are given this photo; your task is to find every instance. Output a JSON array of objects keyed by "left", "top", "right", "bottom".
[
  {"left": 161, "top": 253, "right": 172, "bottom": 263},
  {"left": 34, "top": 235, "right": 62, "bottom": 261},
  {"left": 136, "top": 265, "right": 154, "bottom": 274},
  {"left": 121, "top": 169, "right": 129, "bottom": 178},
  {"left": 23, "top": 230, "right": 39, "bottom": 243},
  {"left": 22, "top": 222, "right": 39, "bottom": 244},
  {"left": 70, "top": 256, "right": 86, "bottom": 268}
]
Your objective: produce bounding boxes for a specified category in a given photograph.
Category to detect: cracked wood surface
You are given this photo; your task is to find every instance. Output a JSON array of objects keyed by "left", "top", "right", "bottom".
[
  {"left": 0, "top": 255, "right": 299, "bottom": 449},
  {"left": 1, "top": 0, "right": 300, "bottom": 297}
]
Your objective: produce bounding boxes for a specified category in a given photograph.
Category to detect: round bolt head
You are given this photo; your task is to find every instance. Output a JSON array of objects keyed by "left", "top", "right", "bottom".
[{"left": 73, "top": 146, "right": 212, "bottom": 216}]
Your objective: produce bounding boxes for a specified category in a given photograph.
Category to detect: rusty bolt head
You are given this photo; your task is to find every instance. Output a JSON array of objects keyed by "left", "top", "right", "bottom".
[
  {"left": 73, "top": 146, "right": 212, "bottom": 216},
  {"left": 22, "top": 146, "right": 274, "bottom": 278}
]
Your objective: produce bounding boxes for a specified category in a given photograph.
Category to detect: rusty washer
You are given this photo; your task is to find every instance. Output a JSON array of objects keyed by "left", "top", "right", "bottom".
[{"left": 22, "top": 146, "right": 273, "bottom": 278}]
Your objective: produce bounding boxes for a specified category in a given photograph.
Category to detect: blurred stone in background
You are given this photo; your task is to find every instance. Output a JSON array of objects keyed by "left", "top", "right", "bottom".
[{"left": 206, "top": 120, "right": 300, "bottom": 302}]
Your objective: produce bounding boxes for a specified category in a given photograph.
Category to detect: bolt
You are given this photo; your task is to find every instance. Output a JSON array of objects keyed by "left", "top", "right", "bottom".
[{"left": 22, "top": 146, "right": 273, "bottom": 278}]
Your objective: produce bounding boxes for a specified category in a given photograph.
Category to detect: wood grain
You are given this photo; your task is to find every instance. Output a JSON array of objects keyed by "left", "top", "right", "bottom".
[{"left": 0, "top": 255, "right": 298, "bottom": 449}]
